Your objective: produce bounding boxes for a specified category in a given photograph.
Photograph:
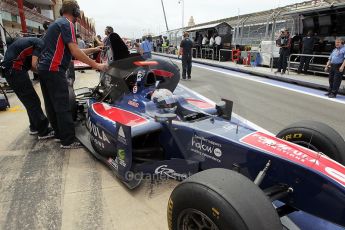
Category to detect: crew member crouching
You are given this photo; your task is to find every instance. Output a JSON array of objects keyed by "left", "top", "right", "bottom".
[{"left": 2, "top": 37, "right": 54, "bottom": 138}]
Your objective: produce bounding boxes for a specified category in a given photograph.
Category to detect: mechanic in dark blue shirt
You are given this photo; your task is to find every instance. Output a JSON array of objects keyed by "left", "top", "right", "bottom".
[
  {"left": 324, "top": 38, "right": 345, "bottom": 98},
  {"left": 297, "top": 30, "right": 315, "bottom": 74},
  {"left": 2, "top": 37, "right": 51, "bottom": 137},
  {"left": 179, "top": 32, "right": 194, "bottom": 80},
  {"left": 38, "top": 0, "right": 107, "bottom": 149}
]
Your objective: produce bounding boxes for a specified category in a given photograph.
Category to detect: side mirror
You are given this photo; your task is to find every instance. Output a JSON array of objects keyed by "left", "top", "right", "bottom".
[
  {"left": 154, "top": 113, "right": 177, "bottom": 123},
  {"left": 216, "top": 99, "right": 233, "bottom": 120}
]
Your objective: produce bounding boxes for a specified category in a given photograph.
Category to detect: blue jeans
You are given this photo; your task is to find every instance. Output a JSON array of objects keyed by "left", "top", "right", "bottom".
[{"left": 142, "top": 52, "right": 152, "bottom": 59}]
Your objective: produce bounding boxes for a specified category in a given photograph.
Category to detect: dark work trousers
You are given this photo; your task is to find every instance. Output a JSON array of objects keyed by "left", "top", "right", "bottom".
[
  {"left": 38, "top": 70, "right": 75, "bottom": 145},
  {"left": 298, "top": 54, "right": 312, "bottom": 73},
  {"left": 277, "top": 48, "right": 290, "bottom": 73},
  {"left": 328, "top": 64, "right": 344, "bottom": 95},
  {"left": 182, "top": 54, "right": 192, "bottom": 79},
  {"left": 5, "top": 69, "right": 49, "bottom": 134}
]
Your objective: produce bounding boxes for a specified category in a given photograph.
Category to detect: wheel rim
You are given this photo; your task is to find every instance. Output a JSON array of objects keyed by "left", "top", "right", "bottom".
[{"left": 177, "top": 208, "right": 219, "bottom": 230}]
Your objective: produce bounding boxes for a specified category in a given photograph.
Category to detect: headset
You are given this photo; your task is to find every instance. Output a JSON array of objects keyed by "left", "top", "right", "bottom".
[{"left": 59, "top": 1, "right": 80, "bottom": 18}]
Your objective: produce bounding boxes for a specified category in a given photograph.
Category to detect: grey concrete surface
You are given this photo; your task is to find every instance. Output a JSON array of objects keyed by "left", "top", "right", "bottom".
[
  {"left": 153, "top": 52, "right": 345, "bottom": 94},
  {"left": 0, "top": 67, "right": 344, "bottom": 229}
]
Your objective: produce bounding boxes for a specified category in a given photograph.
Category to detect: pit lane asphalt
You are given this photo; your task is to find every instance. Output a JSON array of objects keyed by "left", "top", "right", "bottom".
[
  {"left": 0, "top": 66, "right": 344, "bottom": 230},
  {"left": 171, "top": 60, "right": 345, "bottom": 138}
]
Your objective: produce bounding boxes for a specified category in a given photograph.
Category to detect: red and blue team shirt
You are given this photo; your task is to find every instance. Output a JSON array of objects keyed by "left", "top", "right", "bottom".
[
  {"left": 3, "top": 37, "right": 44, "bottom": 71},
  {"left": 38, "top": 17, "right": 77, "bottom": 73}
]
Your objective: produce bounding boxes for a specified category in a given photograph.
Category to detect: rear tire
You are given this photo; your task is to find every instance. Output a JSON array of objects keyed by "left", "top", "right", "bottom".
[
  {"left": 277, "top": 120, "right": 345, "bottom": 164},
  {"left": 168, "top": 168, "right": 282, "bottom": 230}
]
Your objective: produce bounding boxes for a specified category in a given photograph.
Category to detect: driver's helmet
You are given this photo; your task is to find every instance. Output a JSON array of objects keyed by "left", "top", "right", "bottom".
[{"left": 151, "top": 89, "right": 177, "bottom": 113}]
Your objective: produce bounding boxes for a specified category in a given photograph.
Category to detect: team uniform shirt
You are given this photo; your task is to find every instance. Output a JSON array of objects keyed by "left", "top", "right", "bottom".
[
  {"left": 215, "top": 36, "right": 222, "bottom": 46},
  {"left": 329, "top": 45, "right": 345, "bottom": 64},
  {"left": 3, "top": 37, "right": 44, "bottom": 71},
  {"left": 180, "top": 38, "right": 193, "bottom": 57},
  {"left": 141, "top": 40, "right": 152, "bottom": 53},
  {"left": 209, "top": 37, "right": 215, "bottom": 46},
  {"left": 38, "top": 17, "right": 77, "bottom": 73}
]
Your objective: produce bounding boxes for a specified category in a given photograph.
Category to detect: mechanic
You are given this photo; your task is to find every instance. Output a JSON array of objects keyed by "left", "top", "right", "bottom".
[
  {"left": 297, "top": 30, "right": 315, "bottom": 74},
  {"left": 140, "top": 36, "right": 153, "bottom": 59},
  {"left": 275, "top": 29, "right": 291, "bottom": 75},
  {"left": 38, "top": 0, "right": 108, "bottom": 149},
  {"left": 178, "top": 32, "right": 194, "bottom": 80},
  {"left": 2, "top": 37, "right": 53, "bottom": 138},
  {"left": 324, "top": 38, "right": 345, "bottom": 98}
]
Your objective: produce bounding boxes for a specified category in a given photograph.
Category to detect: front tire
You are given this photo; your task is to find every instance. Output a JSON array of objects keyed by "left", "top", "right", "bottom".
[
  {"left": 277, "top": 120, "right": 345, "bottom": 164},
  {"left": 168, "top": 168, "right": 282, "bottom": 230}
]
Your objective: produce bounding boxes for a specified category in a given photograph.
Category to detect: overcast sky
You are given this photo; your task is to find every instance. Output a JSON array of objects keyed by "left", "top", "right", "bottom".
[{"left": 78, "top": 0, "right": 306, "bottom": 39}]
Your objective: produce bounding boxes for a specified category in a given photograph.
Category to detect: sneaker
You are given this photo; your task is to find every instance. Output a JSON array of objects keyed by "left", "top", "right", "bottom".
[
  {"left": 187, "top": 76, "right": 191, "bottom": 80},
  {"left": 60, "top": 141, "right": 83, "bottom": 149},
  {"left": 29, "top": 129, "right": 38, "bottom": 135},
  {"left": 38, "top": 128, "right": 55, "bottom": 140},
  {"left": 328, "top": 93, "right": 336, "bottom": 98},
  {"left": 281, "top": 71, "right": 286, "bottom": 75},
  {"left": 324, "top": 92, "right": 331, "bottom": 96}
]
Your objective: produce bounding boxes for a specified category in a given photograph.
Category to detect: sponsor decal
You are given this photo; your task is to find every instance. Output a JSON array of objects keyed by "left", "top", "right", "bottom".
[
  {"left": 191, "top": 135, "right": 222, "bottom": 163},
  {"left": 128, "top": 100, "right": 139, "bottom": 108},
  {"left": 136, "top": 70, "right": 145, "bottom": 82},
  {"left": 86, "top": 116, "right": 110, "bottom": 145},
  {"left": 117, "top": 149, "right": 126, "bottom": 161},
  {"left": 154, "top": 165, "right": 188, "bottom": 180},
  {"left": 241, "top": 132, "right": 345, "bottom": 187},
  {"left": 117, "top": 126, "right": 127, "bottom": 145},
  {"left": 108, "top": 158, "right": 118, "bottom": 170},
  {"left": 133, "top": 85, "right": 138, "bottom": 94}
]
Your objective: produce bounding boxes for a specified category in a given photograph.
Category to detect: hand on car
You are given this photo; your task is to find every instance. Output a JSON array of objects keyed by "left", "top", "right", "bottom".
[
  {"left": 340, "top": 66, "right": 344, "bottom": 72},
  {"left": 324, "top": 66, "right": 329, "bottom": 72},
  {"left": 96, "top": 63, "right": 108, "bottom": 72}
]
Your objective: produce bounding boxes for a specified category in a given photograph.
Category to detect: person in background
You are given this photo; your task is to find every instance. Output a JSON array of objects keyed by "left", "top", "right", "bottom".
[
  {"left": 298, "top": 30, "right": 315, "bottom": 74},
  {"left": 76, "top": 34, "right": 86, "bottom": 49},
  {"left": 209, "top": 34, "right": 215, "bottom": 48},
  {"left": 202, "top": 34, "right": 209, "bottom": 47},
  {"left": 140, "top": 36, "right": 153, "bottom": 59},
  {"left": 178, "top": 32, "right": 193, "bottom": 80},
  {"left": 2, "top": 37, "right": 51, "bottom": 138},
  {"left": 38, "top": 0, "right": 107, "bottom": 149},
  {"left": 215, "top": 33, "right": 222, "bottom": 55},
  {"left": 324, "top": 38, "right": 345, "bottom": 98},
  {"left": 275, "top": 29, "right": 291, "bottom": 75}
]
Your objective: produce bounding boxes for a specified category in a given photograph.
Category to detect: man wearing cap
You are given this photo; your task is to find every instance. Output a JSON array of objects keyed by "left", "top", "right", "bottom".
[
  {"left": 38, "top": 0, "right": 108, "bottom": 149},
  {"left": 324, "top": 38, "right": 345, "bottom": 98},
  {"left": 179, "top": 32, "right": 194, "bottom": 80}
]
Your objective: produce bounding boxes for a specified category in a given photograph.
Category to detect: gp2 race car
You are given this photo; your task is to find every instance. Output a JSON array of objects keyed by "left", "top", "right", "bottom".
[{"left": 72, "top": 52, "right": 345, "bottom": 229}]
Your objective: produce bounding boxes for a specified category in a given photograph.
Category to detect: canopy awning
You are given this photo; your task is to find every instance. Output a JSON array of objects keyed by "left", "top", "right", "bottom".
[{"left": 186, "top": 22, "right": 230, "bottom": 32}]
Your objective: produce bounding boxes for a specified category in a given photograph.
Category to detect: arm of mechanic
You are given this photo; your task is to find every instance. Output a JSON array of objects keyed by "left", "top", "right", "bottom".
[
  {"left": 68, "top": 43, "right": 107, "bottom": 71},
  {"left": 340, "top": 59, "right": 345, "bottom": 72},
  {"left": 31, "top": 55, "right": 38, "bottom": 72},
  {"left": 81, "top": 46, "right": 102, "bottom": 55},
  {"left": 325, "top": 55, "right": 332, "bottom": 72}
]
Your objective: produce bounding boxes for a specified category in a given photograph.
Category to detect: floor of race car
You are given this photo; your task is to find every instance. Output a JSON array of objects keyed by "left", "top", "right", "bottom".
[{"left": 1, "top": 65, "right": 345, "bottom": 229}]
